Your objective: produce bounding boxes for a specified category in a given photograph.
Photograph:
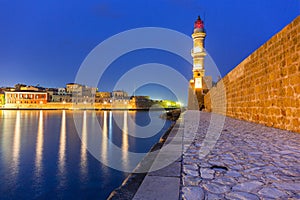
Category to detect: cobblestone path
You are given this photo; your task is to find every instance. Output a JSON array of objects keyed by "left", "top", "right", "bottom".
[{"left": 181, "top": 111, "right": 300, "bottom": 200}]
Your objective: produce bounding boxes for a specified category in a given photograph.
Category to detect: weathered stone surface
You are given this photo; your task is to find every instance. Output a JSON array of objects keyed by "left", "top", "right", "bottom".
[
  {"left": 258, "top": 187, "right": 287, "bottom": 198},
  {"left": 232, "top": 181, "right": 264, "bottom": 193},
  {"left": 202, "top": 182, "right": 231, "bottom": 194},
  {"left": 180, "top": 111, "right": 300, "bottom": 199},
  {"left": 204, "top": 15, "right": 300, "bottom": 133},
  {"left": 272, "top": 182, "right": 300, "bottom": 192},
  {"left": 200, "top": 168, "right": 215, "bottom": 179},
  {"left": 182, "top": 186, "right": 204, "bottom": 200},
  {"left": 148, "top": 161, "right": 181, "bottom": 177},
  {"left": 182, "top": 176, "right": 202, "bottom": 186},
  {"left": 205, "top": 192, "right": 224, "bottom": 200},
  {"left": 183, "top": 164, "right": 198, "bottom": 171},
  {"left": 225, "top": 170, "right": 241, "bottom": 178},
  {"left": 212, "top": 177, "right": 236, "bottom": 186},
  {"left": 183, "top": 168, "right": 199, "bottom": 177},
  {"left": 225, "top": 191, "right": 260, "bottom": 200},
  {"left": 133, "top": 176, "right": 180, "bottom": 200}
]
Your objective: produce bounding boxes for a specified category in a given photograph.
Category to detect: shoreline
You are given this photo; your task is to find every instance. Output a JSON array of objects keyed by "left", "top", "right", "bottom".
[{"left": 107, "top": 109, "right": 181, "bottom": 199}]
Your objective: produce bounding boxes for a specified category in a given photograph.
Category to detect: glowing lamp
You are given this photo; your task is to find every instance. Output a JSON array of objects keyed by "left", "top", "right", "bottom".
[{"left": 195, "top": 78, "right": 202, "bottom": 89}]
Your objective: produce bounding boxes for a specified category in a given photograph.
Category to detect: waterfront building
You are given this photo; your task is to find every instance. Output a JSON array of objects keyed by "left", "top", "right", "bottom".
[
  {"left": 20, "top": 85, "right": 39, "bottom": 91},
  {"left": 0, "top": 93, "right": 4, "bottom": 105},
  {"left": 66, "top": 83, "right": 97, "bottom": 99},
  {"left": 66, "top": 83, "right": 83, "bottom": 95},
  {"left": 188, "top": 16, "right": 212, "bottom": 110},
  {"left": 82, "top": 85, "right": 97, "bottom": 97},
  {"left": 14, "top": 83, "right": 26, "bottom": 90},
  {"left": 45, "top": 88, "right": 58, "bottom": 102},
  {"left": 96, "top": 91, "right": 111, "bottom": 98},
  {"left": 57, "top": 88, "right": 67, "bottom": 95},
  {"left": 95, "top": 91, "right": 111, "bottom": 103},
  {"left": 112, "top": 90, "right": 128, "bottom": 99},
  {"left": 51, "top": 94, "right": 72, "bottom": 102},
  {"left": 4, "top": 91, "right": 48, "bottom": 104}
]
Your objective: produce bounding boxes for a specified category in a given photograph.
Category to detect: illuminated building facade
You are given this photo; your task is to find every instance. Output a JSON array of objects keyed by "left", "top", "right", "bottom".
[
  {"left": 0, "top": 93, "right": 4, "bottom": 105},
  {"left": 5, "top": 91, "right": 48, "bottom": 104}
]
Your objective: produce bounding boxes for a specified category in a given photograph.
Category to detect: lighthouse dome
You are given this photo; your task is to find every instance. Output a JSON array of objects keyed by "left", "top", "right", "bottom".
[{"left": 194, "top": 16, "right": 205, "bottom": 33}]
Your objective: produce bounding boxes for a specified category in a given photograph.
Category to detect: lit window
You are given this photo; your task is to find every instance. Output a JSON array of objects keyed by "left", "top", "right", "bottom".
[
  {"left": 194, "top": 46, "right": 202, "bottom": 53},
  {"left": 195, "top": 78, "right": 202, "bottom": 89}
]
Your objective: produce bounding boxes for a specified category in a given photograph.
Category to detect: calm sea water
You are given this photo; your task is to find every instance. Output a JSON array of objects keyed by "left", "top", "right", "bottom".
[{"left": 0, "top": 110, "right": 172, "bottom": 199}]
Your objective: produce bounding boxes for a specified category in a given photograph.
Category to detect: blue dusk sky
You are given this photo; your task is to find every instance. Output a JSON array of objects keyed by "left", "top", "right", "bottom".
[{"left": 0, "top": 0, "right": 299, "bottom": 102}]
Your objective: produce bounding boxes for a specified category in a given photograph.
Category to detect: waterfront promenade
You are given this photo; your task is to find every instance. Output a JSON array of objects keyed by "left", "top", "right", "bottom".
[{"left": 132, "top": 111, "right": 300, "bottom": 200}]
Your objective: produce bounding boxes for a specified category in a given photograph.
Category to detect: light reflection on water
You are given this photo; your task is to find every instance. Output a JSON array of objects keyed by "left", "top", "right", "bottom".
[
  {"left": 58, "top": 110, "right": 67, "bottom": 187},
  {"left": 80, "top": 110, "right": 88, "bottom": 181},
  {"left": 35, "top": 110, "right": 44, "bottom": 181},
  {"left": 101, "top": 111, "right": 108, "bottom": 167},
  {"left": 0, "top": 110, "right": 171, "bottom": 199},
  {"left": 12, "top": 110, "right": 21, "bottom": 182},
  {"left": 122, "top": 111, "right": 129, "bottom": 171}
]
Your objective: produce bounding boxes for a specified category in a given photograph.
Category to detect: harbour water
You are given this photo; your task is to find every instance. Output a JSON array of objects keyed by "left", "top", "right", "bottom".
[{"left": 0, "top": 110, "right": 172, "bottom": 199}]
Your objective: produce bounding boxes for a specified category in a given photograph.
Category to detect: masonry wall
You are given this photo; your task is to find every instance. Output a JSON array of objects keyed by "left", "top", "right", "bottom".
[{"left": 204, "top": 16, "right": 300, "bottom": 133}]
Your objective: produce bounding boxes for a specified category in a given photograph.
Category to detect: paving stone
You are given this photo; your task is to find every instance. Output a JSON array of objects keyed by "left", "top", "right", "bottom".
[
  {"left": 225, "top": 191, "right": 260, "bottom": 200},
  {"left": 179, "top": 111, "right": 300, "bottom": 199},
  {"left": 200, "top": 168, "right": 215, "bottom": 179},
  {"left": 202, "top": 182, "right": 231, "bottom": 194},
  {"left": 182, "top": 186, "right": 205, "bottom": 200},
  {"left": 232, "top": 181, "right": 264, "bottom": 193},
  {"left": 148, "top": 161, "right": 181, "bottom": 177},
  {"left": 280, "top": 168, "right": 300, "bottom": 177},
  {"left": 225, "top": 170, "right": 242, "bottom": 178},
  {"left": 212, "top": 176, "right": 236, "bottom": 186},
  {"left": 183, "top": 164, "right": 198, "bottom": 171},
  {"left": 199, "top": 162, "right": 212, "bottom": 168},
  {"left": 205, "top": 192, "right": 224, "bottom": 200},
  {"left": 258, "top": 187, "right": 287, "bottom": 198},
  {"left": 229, "top": 164, "right": 243, "bottom": 171},
  {"left": 133, "top": 176, "right": 180, "bottom": 200},
  {"left": 182, "top": 176, "right": 202, "bottom": 186},
  {"left": 272, "top": 182, "right": 300, "bottom": 192},
  {"left": 183, "top": 168, "right": 199, "bottom": 177},
  {"left": 244, "top": 167, "right": 262, "bottom": 173}
]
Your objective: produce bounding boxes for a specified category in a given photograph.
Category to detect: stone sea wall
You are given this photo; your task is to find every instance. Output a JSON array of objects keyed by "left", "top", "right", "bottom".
[{"left": 204, "top": 16, "right": 300, "bottom": 133}]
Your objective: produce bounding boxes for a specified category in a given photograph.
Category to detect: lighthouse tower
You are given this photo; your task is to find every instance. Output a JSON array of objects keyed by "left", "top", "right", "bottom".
[{"left": 188, "top": 16, "right": 208, "bottom": 110}]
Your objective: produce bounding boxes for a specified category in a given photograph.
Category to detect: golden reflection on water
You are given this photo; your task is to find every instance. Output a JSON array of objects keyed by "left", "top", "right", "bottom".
[
  {"left": 12, "top": 110, "right": 21, "bottom": 178},
  {"left": 101, "top": 111, "right": 108, "bottom": 164},
  {"left": 109, "top": 111, "right": 112, "bottom": 143},
  {"left": 35, "top": 110, "right": 43, "bottom": 177},
  {"left": 122, "top": 111, "right": 129, "bottom": 170},
  {"left": 58, "top": 110, "right": 66, "bottom": 175},
  {"left": 80, "top": 111, "right": 88, "bottom": 178},
  {"left": 1, "top": 111, "right": 12, "bottom": 164}
]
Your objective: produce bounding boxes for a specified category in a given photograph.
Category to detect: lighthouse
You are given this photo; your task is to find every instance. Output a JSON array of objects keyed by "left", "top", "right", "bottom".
[{"left": 188, "top": 16, "right": 210, "bottom": 110}]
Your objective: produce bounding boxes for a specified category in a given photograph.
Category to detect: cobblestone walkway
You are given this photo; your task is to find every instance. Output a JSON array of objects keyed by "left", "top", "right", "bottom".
[{"left": 181, "top": 111, "right": 300, "bottom": 200}]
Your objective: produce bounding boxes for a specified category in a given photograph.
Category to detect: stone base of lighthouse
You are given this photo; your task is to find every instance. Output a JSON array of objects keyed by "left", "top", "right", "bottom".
[
  {"left": 187, "top": 84, "right": 204, "bottom": 110},
  {"left": 187, "top": 76, "right": 212, "bottom": 110}
]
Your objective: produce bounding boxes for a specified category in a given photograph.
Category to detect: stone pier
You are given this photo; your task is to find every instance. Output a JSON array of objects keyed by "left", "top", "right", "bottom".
[
  {"left": 130, "top": 111, "right": 300, "bottom": 199},
  {"left": 181, "top": 111, "right": 300, "bottom": 199}
]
